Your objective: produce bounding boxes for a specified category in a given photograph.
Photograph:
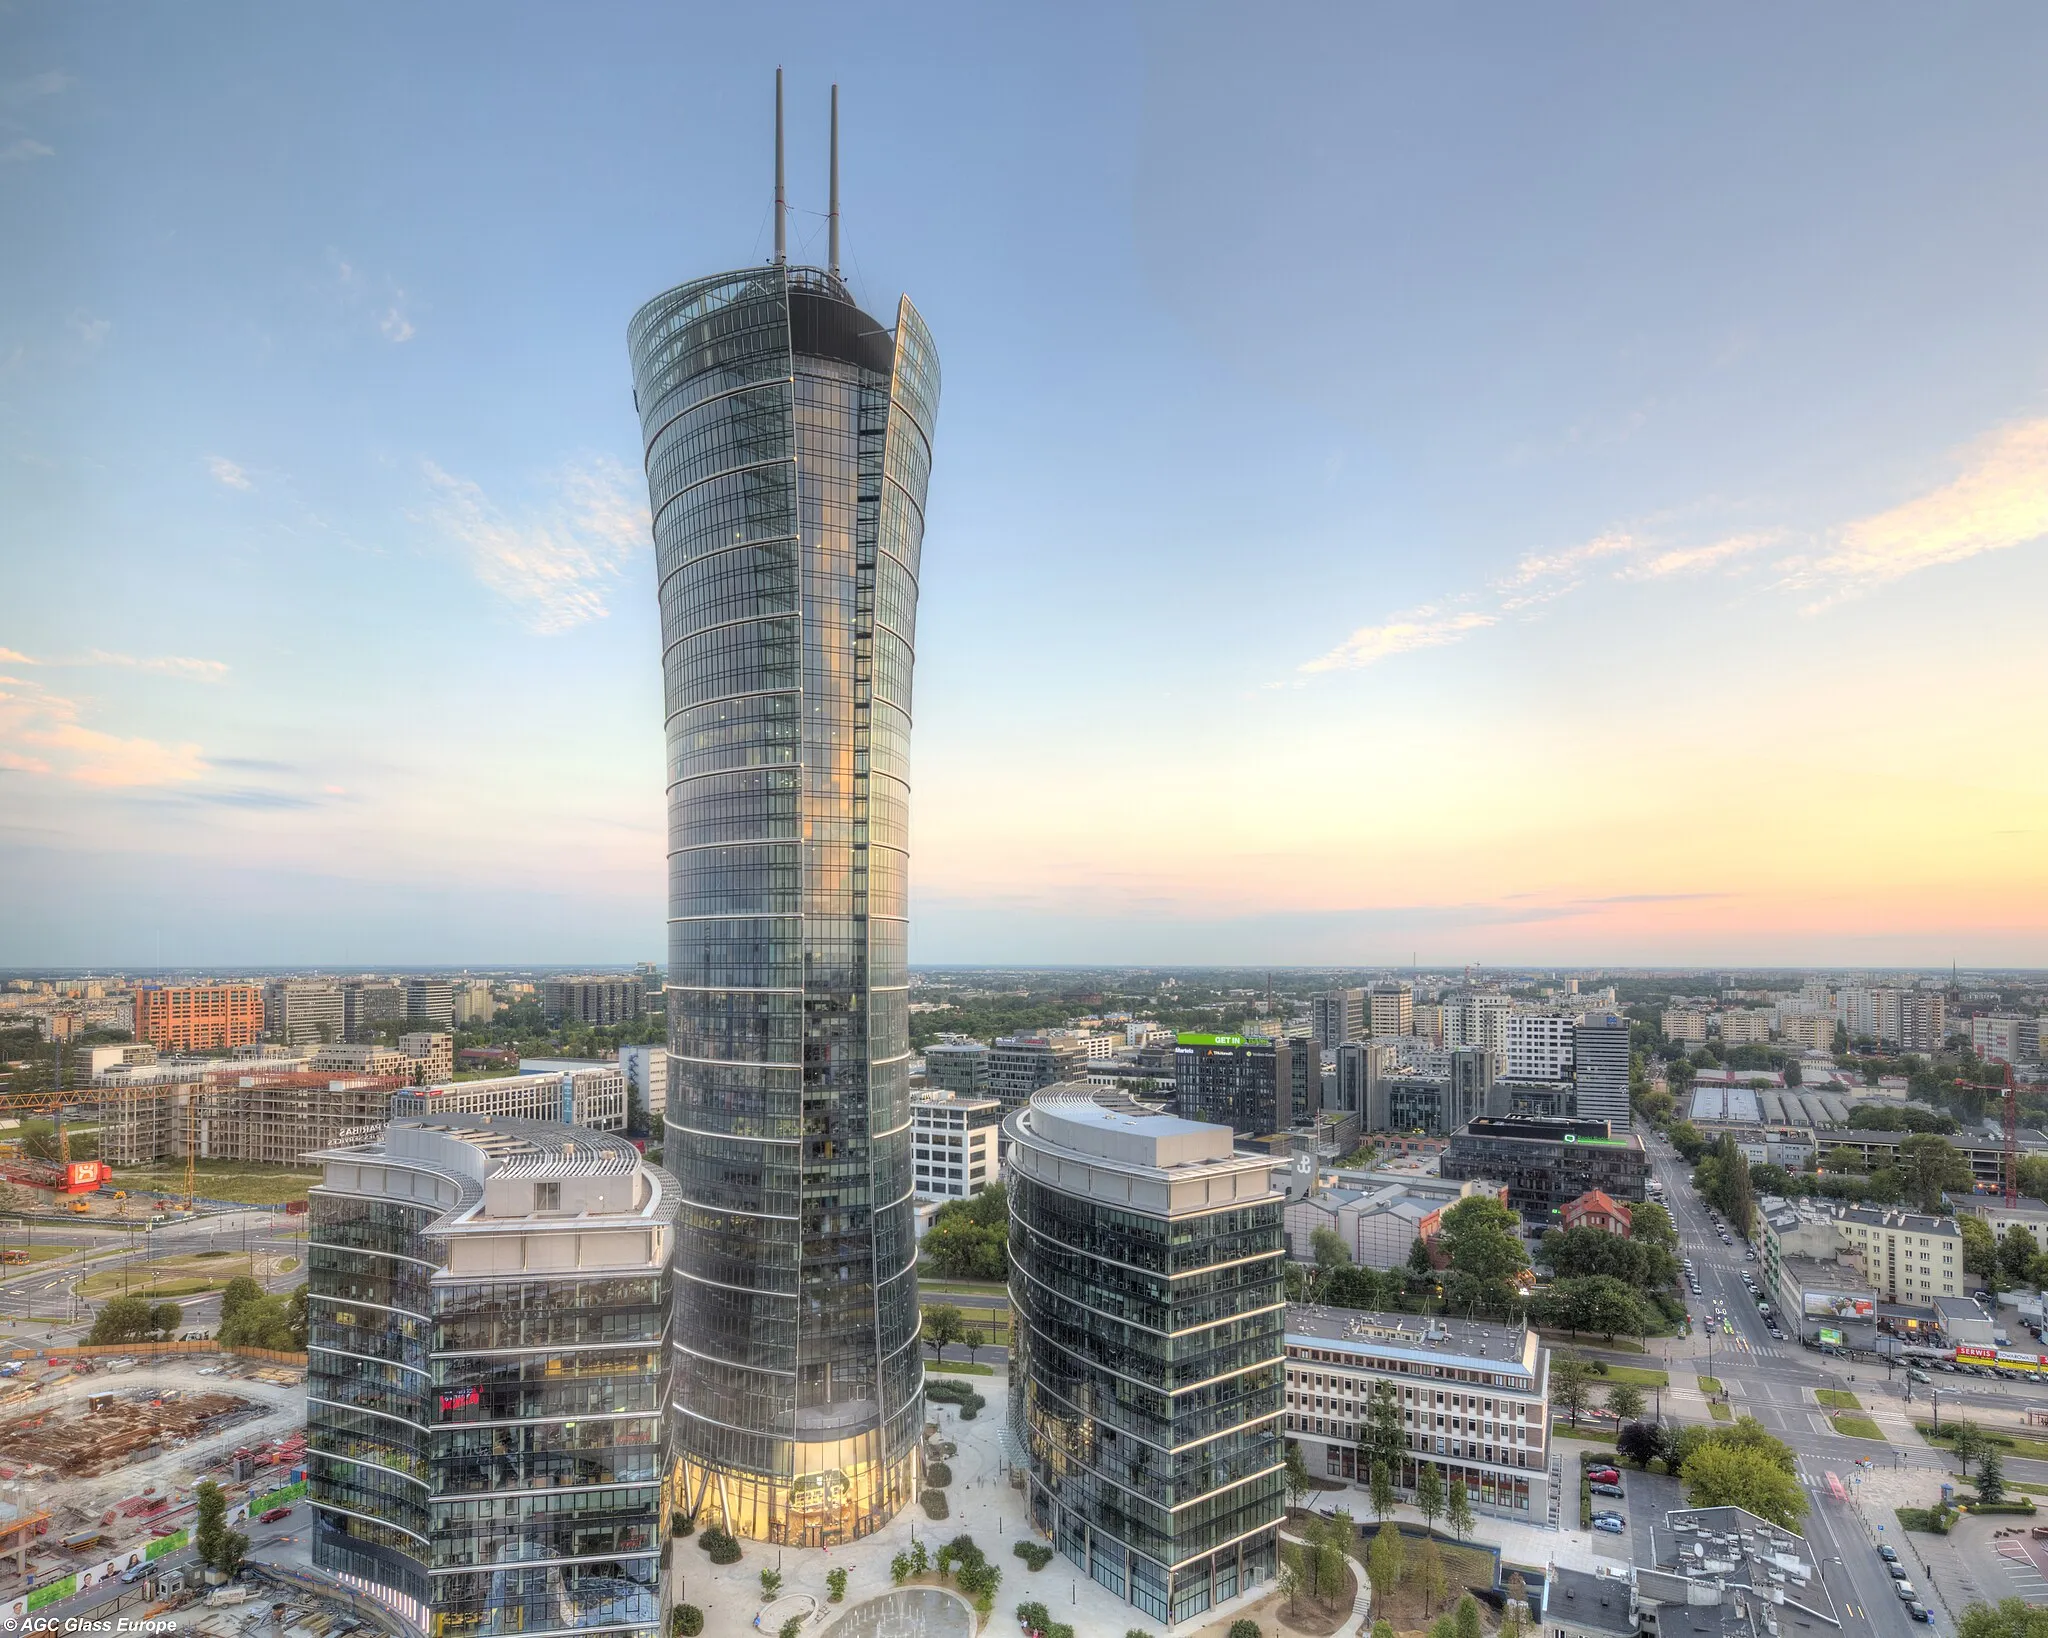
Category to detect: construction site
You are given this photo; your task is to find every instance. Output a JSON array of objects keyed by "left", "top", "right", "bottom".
[
  {"left": 94, "top": 1070, "right": 411, "bottom": 1168},
  {"left": 0, "top": 1386, "right": 257, "bottom": 1480}
]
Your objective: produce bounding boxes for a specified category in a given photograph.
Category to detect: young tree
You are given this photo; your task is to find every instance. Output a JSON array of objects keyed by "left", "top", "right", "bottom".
[
  {"left": 1550, "top": 1350, "right": 1594, "bottom": 1429},
  {"left": 921, "top": 1303, "right": 966, "bottom": 1363},
  {"left": 218, "top": 1275, "right": 263, "bottom": 1329},
  {"left": 1362, "top": 1382, "right": 1406, "bottom": 1487},
  {"left": 195, "top": 1480, "right": 226, "bottom": 1569},
  {"left": 1415, "top": 1461, "right": 1445, "bottom": 1537},
  {"left": 1370, "top": 1461, "right": 1397, "bottom": 1524},
  {"left": 1314, "top": 1510, "right": 1354, "bottom": 1601},
  {"left": 1413, "top": 1536, "right": 1449, "bottom": 1617},
  {"left": 87, "top": 1294, "right": 156, "bottom": 1346},
  {"left": 1284, "top": 1440, "right": 1313, "bottom": 1511},
  {"left": 1278, "top": 1553, "right": 1303, "bottom": 1617},
  {"left": 1949, "top": 1421, "right": 1989, "bottom": 1479},
  {"left": 1311, "top": 1226, "right": 1354, "bottom": 1272},
  {"left": 1978, "top": 1448, "right": 2008, "bottom": 1505},
  {"left": 1606, "top": 1383, "right": 1646, "bottom": 1423},
  {"left": 1446, "top": 1477, "right": 1475, "bottom": 1542},
  {"left": 1455, "top": 1593, "right": 1484, "bottom": 1638},
  {"left": 149, "top": 1300, "right": 183, "bottom": 1339},
  {"left": 1616, "top": 1421, "right": 1670, "bottom": 1471},
  {"left": 1367, "top": 1523, "right": 1406, "bottom": 1609}
]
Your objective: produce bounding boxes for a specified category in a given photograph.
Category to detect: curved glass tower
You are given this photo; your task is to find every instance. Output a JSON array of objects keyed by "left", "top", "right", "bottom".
[{"left": 626, "top": 261, "right": 938, "bottom": 1546}]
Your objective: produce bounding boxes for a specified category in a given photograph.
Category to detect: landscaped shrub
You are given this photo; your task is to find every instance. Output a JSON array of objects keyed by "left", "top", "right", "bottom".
[
  {"left": 891, "top": 1551, "right": 912, "bottom": 1584},
  {"left": 927, "top": 1461, "right": 954, "bottom": 1488},
  {"left": 1969, "top": 1500, "right": 2037, "bottom": 1515},
  {"left": 1126, "top": 1630, "right": 1159, "bottom": 1638},
  {"left": 921, "top": 1488, "right": 949, "bottom": 1519},
  {"left": 1014, "top": 1541, "right": 1054, "bottom": 1571},
  {"left": 1228, "top": 1622, "right": 1262, "bottom": 1638},
  {"left": 672, "top": 1514, "right": 695, "bottom": 1538},
  {"left": 780, "top": 1619, "right": 803, "bottom": 1638},
  {"left": 699, "top": 1526, "right": 741, "bottom": 1564},
  {"left": 671, "top": 1607, "right": 703, "bottom": 1637},
  {"left": 1016, "top": 1601, "right": 1051, "bottom": 1632},
  {"left": 961, "top": 1403, "right": 979, "bottom": 1419},
  {"left": 827, "top": 1567, "right": 848, "bottom": 1601}
]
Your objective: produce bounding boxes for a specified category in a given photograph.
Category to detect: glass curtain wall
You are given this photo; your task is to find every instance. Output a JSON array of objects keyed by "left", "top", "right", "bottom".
[
  {"left": 628, "top": 266, "right": 938, "bottom": 1545},
  {"left": 1009, "top": 1177, "right": 1286, "bottom": 1626}
]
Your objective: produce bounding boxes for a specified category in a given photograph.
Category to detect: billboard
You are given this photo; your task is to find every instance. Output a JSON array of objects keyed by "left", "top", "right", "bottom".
[
  {"left": 1818, "top": 1327, "right": 1843, "bottom": 1347},
  {"left": 1801, "top": 1290, "right": 1875, "bottom": 1320}
]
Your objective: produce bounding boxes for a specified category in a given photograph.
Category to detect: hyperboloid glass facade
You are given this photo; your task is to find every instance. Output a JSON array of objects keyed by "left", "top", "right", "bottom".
[{"left": 626, "top": 264, "right": 939, "bottom": 1545}]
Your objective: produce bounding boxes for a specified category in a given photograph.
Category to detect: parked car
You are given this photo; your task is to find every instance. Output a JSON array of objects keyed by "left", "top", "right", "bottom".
[
  {"left": 1895, "top": 1583, "right": 1917, "bottom": 1602},
  {"left": 1887, "top": 1563, "right": 1909, "bottom": 1581},
  {"left": 1593, "top": 1516, "right": 1626, "bottom": 1534},
  {"left": 1878, "top": 1546, "right": 1899, "bottom": 1563},
  {"left": 1907, "top": 1603, "right": 1932, "bottom": 1624},
  {"left": 1588, "top": 1467, "right": 1621, "bottom": 1484},
  {"left": 1769, "top": 1328, "right": 1784, "bottom": 1340},
  {"left": 259, "top": 1506, "right": 292, "bottom": 1523},
  {"left": 1592, "top": 1482, "right": 1625, "bottom": 1497}
]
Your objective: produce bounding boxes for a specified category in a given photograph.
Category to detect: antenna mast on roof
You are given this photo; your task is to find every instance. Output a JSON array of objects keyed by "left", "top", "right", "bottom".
[
  {"left": 828, "top": 83, "right": 841, "bottom": 278},
  {"left": 773, "top": 67, "right": 787, "bottom": 265}
]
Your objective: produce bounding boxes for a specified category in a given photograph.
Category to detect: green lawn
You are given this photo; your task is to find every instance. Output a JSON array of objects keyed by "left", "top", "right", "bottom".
[
  {"left": 1816, "top": 1389, "right": 1863, "bottom": 1411},
  {"left": 1710, "top": 1402, "right": 1733, "bottom": 1422},
  {"left": 919, "top": 1278, "right": 1008, "bottom": 1298},
  {"left": 114, "top": 1159, "right": 313, "bottom": 1206},
  {"left": 1554, "top": 1425, "right": 1620, "bottom": 1446},
  {"left": 926, "top": 1362, "right": 994, "bottom": 1376},
  {"left": 0, "top": 1245, "right": 72, "bottom": 1267},
  {"left": 1595, "top": 1365, "right": 1669, "bottom": 1389},
  {"left": 1833, "top": 1414, "right": 1886, "bottom": 1440},
  {"left": 1919, "top": 1423, "right": 2048, "bottom": 1462},
  {"left": 80, "top": 1251, "right": 258, "bottom": 1298},
  {"left": 1696, "top": 1375, "right": 1724, "bottom": 1395}
]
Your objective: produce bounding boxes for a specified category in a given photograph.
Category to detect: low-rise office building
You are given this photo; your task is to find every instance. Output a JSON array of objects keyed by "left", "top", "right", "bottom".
[
  {"left": 1008, "top": 1089, "right": 1284, "bottom": 1627},
  {"left": 1439, "top": 1117, "right": 1646, "bottom": 1229},
  {"left": 911, "top": 1087, "right": 999, "bottom": 1200},
  {"left": 306, "top": 1116, "right": 674, "bottom": 1638},
  {"left": 393, "top": 1068, "right": 629, "bottom": 1132},
  {"left": 1283, "top": 1309, "right": 1550, "bottom": 1519},
  {"left": 1284, "top": 1176, "right": 1506, "bottom": 1268}
]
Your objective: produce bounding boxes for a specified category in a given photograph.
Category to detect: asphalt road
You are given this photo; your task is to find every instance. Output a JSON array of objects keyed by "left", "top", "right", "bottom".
[{"left": 1641, "top": 1131, "right": 1980, "bottom": 1638}]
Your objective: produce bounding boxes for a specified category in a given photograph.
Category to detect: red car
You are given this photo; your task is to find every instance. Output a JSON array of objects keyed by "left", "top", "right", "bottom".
[
  {"left": 258, "top": 1506, "right": 292, "bottom": 1523},
  {"left": 1587, "top": 1468, "right": 1621, "bottom": 1485}
]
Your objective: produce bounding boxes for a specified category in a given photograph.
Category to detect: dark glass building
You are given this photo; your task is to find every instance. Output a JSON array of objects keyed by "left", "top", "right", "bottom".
[
  {"left": 1008, "top": 1090, "right": 1285, "bottom": 1626},
  {"left": 1172, "top": 1033, "right": 1298, "bottom": 1138},
  {"left": 304, "top": 1118, "right": 676, "bottom": 1638},
  {"left": 1439, "top": 1116, "right": 1648, "bottom": 1228},
  {"left": 626, "top": 234, "right": 939, "bottom": 1542}
]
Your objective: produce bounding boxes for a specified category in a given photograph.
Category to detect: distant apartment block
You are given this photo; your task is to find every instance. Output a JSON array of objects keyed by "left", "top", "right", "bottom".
[
  {"left": 542, "top": 976, "right": 645, "bottom": 1027},
  {"left": 1369, "top": 983, "right": 1414, "bottom": 1038},
  {"left": 1504, "top": 1012, "right": 1575, "bottom": 1082},
  {"left": 1717, "top": 1009, "right": 1773, "bottom": 1047},
  {"left": 1571, "top": 1013, "right": 1633, "bottom": 1134},
  {"left": 912, "top": 1088, "right": 999, "bottom": 1200},
  {"left": 134, "top": 983, "right": 263, "bottom": 1052},
  {"left": 1661, "top": 1008, "right": 1710, "bottom": 1045},
  {"left": 308, "top": 1042, "right": 410, "bottom": 1077},
  {"left": 1781, "top": 1013, "right": 1837, "bottom": 1052},
  {"left": 96, "top": 1066, "right": 412, "bottom": 1166},
  {"left": 1441, "top": 991, "right": 1513, "bottom": 1056},
  {"left": 451, "top": 980, "right": 497, "bottom": 1026},
  {"left": 1310, "top": 989, "right": 1365, "bottom": 1048},
  {"left": 404, "top": 978, "right": 456, "bottom": 1027},
  {"left": 342, "top": 979, "right": 407, "bottom": 1042},
  {"left": 393, "top": 1066, "right": 628, "bottom": 1131},
  {"left": 1879, "top": 989, "right": 1947, "bottom": 1053},
  {"left": 1972, "top": 1015, "right": 2041, "bottom": 1066}
]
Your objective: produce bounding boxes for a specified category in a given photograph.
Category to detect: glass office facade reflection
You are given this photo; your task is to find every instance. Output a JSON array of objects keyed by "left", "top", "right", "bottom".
[
  {"left": 627, "top": 264, "right": 938, "bottom": 1545},
  {"left": 306, "top": 1119, "right": 676, "bottom": 1638},
  {"left": 1006, "top": 1094, "right": 1286, "bottom": 1627}
]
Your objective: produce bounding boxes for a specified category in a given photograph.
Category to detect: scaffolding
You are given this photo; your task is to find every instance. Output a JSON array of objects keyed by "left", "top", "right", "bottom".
[{"left": 92, "top": 1071, "right": 411, "bottom": 1169}]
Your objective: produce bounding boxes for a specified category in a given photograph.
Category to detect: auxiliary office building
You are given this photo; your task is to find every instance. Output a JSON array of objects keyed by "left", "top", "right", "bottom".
[{"left": 1006, "top": 1088, "right": 1287, "bottom": 1627}]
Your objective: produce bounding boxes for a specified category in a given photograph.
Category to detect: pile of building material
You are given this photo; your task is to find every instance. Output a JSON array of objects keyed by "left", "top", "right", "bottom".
[{"left": 0, "top": 1390, "right": 252, "bottom": 1479}]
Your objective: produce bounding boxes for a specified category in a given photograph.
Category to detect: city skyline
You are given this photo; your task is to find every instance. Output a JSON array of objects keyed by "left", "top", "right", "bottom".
[{"left": 6, "top": 7, "right": 2048, "bottom": 969}]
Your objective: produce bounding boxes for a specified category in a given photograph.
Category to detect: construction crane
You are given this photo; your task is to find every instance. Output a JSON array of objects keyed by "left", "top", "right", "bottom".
[{"left": 1954, "top": 1061, "right": 2023, "bottom": 1206}]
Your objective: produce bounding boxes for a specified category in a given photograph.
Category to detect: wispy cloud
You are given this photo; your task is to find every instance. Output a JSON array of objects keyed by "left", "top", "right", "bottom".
[
  {"left": 207, "top": 456, "right": 254, "bottom": 491},
  {"left": 0, "top": 678, "right": 207, "bottom": 788},
  {"left": 0, "top": 138, "right": 54, "bottom": 163},
  {"left": 422, "top": 457, "right": 649, "bottom": 634},
  {"left": 3, "top": 71, "right": 74, "bottom": 103},
  {"left": 1618, "top": 532, "right": 1779, "bottom": 581},
  {"left": 69, "top": 312, "right": 110, "bottom": 346},
  {"left": 1300, "top": 414, "right": 2048, "bottom": 678},
  {"left": 0, "top": 647, "right": 230, "bottom": 681},
  {"left": 379, "top": 306, "right": 415, "bottom": 344},
  {"left": 1785, "top": 418, "right": 2048, "bottom": 600},
  {"left": 1301, "top": 608, "right": 1498, "bottom": 674}
]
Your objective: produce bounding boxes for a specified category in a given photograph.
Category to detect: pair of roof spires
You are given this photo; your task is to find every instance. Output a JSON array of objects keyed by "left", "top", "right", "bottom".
[{"left": 772, "top": 66, "right": 839, "bottom": 278}]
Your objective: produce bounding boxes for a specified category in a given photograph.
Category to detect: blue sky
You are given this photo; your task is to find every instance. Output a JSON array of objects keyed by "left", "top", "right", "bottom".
[{"left": 4, "top": 4, "right": 2047, "bottom": 968}]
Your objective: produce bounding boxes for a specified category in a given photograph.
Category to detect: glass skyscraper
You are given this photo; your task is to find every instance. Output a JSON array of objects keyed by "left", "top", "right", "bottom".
[{"left": 626, "top": 257, "right": 938, "bottom": 1545}]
